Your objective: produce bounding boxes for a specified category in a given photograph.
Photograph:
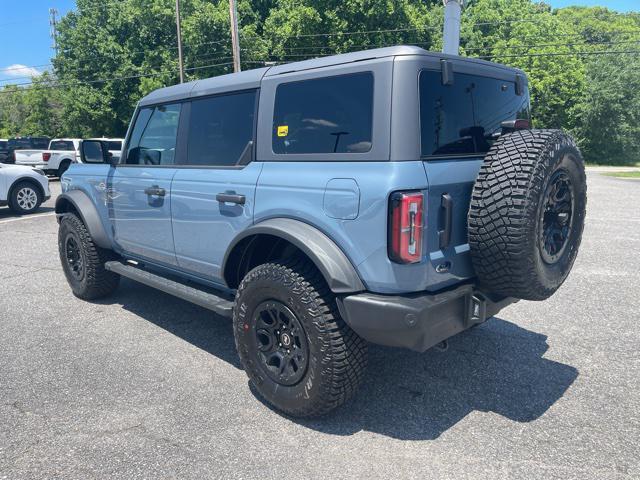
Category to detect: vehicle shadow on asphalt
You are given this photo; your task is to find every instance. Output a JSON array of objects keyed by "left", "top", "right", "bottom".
[
  {"left": 101, "top": 280, "right": 578, "bottom": 440},
  {"left": 99, "top": 278, "right": 243, "bottom": 369},
  {"left": 295, "top": 317, "right": 579, "bottom": 440},
  {"left": 0, "top": 206, "right": 55, "bottom": 220}
]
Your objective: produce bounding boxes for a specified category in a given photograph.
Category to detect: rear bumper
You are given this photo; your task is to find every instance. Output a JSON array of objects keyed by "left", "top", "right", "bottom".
[{"left": 337, "top": 284, "right": 517, "bottom": 352}]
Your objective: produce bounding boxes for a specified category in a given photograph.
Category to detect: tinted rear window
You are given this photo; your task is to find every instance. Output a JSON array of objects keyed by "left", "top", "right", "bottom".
[
  {"left": 420, "top": 71, "right": 530, "bottom": 157},
  {"left": 107, "top": 141, "right": 122, "bottom": 151},
  {"left": 49, "top": 140, "right": 75, "bottom": 151},
  {"left": 33, "top": 138, "right": 49, "bottom": 149},
  {"left": 272, "top": 72, "right": 374, "bottom": 155},
  {"left": 8, "top": 139, "right": 32, "bottom": 150},
  {"left": 0, "top": 141, "right": 7, "bottom": 149}
]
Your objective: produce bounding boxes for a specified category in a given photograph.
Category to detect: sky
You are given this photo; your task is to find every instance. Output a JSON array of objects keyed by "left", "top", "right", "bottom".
[{"left": 0, "top": 0, "right": 638, "bottom": 85}]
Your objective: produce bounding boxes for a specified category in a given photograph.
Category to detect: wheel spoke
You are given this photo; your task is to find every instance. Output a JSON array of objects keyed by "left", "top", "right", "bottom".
[
  {"left": 539, "top": 170, "right": 574, "bottom": 264},
  {"left": 252, "top": 300, "right": 309, "bottom": 386}
]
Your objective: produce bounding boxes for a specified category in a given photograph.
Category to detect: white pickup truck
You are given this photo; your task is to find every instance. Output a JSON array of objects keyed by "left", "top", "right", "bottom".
[{"left": 14, "top": 138, "right": 82, "bottom": 177}]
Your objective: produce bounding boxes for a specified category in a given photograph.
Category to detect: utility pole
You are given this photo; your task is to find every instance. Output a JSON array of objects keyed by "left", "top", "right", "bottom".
[
  {"left": 229, "top": 0, "right": 241, "bottom": 72},
  {"left": 175, "top": 0, "right": 185, "bottom": 83},
  {"left": 442, "top": 0, "right": 464, "bottom": 56},
  {"left": 49, "top": 8, "right": 59, "bottom": 57}
]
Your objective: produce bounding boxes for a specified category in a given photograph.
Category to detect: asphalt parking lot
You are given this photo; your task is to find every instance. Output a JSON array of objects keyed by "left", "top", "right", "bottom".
[{"left": 0, "top": 173, "right": 638, "bottom": 479}]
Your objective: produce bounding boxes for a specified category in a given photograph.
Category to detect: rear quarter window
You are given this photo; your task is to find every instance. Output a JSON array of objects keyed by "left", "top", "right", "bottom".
[
  {"left": 419, "top": 70, "right": 530, "bottom": 157},
  {"left": 272, "top": 72, "right": 374, "bottom": 155}
]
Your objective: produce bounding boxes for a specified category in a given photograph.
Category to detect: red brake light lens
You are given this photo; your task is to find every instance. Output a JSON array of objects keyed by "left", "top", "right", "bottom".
[
  {"left": 42, "top": 152, "right": 51, "bottom": 161},
  {"left": 389, "top": 191, "right": 424, "bottom": 264}
]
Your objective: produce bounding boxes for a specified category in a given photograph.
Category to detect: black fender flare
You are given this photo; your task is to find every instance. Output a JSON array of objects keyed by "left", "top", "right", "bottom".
[
  {"left": 222, "top": 218, "right": 366, "bottom": 294},
  {"left": 55, "top": 190, "right": 111, "bottom": 249}
]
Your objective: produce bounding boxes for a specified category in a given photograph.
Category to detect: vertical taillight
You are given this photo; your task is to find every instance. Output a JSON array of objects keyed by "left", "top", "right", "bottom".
[
  {"left": 42, "top": 152, "right": 51, "bottom": 162},
  {"left": 389, "top": 191, "right": 424, "bottom": 264}
]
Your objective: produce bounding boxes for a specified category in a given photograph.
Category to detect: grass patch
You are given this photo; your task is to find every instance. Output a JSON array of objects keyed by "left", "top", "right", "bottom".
[{"left": 602, "top": 171, "right": 640, "bottom": 178}]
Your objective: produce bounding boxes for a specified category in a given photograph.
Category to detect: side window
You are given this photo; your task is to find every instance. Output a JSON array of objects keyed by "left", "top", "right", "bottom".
[
  {"left": 272, "top": 72, "right": 374, "bottom": 155},
  {"left": 420, "top": 71, "right": 531, "bottom": 157},
  {"left": 185, "top": 90, "right": 256, "bottom": 166},
  {"left": 125, "top": 103, "right": 181, "bottom": 165}
]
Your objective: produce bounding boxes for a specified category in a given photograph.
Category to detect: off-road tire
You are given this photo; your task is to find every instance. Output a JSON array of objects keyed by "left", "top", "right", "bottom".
[
  {"left": 58, "top": 213, "right": 120, "bottom": 300},
  {"left": 8, "top": 181, "right": 42, "bottom": 215},
  {"left": 233, "top": 258, "right": 368, "bottom": 417},
  {"left": 468, "top": 129, "right": 586, "bottom": 301}
]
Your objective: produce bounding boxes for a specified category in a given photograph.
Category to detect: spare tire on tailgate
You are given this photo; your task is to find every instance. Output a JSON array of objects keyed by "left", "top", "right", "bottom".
[{"left": 468, "top": 129, "right": 587, "bottom": 301}]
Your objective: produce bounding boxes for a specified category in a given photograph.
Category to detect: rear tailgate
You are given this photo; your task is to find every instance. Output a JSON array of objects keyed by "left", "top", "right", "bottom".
[
  {"left": 422, "top": 159, "right": 482, "bottom": 290},
  {"left": 14, "top": 150, "right": 46, "bottom": 166}
]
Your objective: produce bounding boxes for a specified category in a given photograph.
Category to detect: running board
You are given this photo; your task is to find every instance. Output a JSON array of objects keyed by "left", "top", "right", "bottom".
[{"left": 104, "top": 261, "right": 234, "bottom": 317}]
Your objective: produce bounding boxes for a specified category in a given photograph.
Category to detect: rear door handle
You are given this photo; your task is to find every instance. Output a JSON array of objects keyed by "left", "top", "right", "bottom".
[
  {"left": 216, "top": 193, "right": 246, "bottom": 205},
  {"left": 438, "top": 193, "right": 453, "bottom": 249},
  {"left": 144, "top": 186, "right": 165, "bottom": 197}
]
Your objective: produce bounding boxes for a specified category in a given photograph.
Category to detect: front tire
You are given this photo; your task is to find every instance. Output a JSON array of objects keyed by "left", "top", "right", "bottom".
[
  {"left": 58, "top": 213, "right": 120, "bottom": 300},
  {"left": 233, "top": 258, "right": 368, "bottom": 417},
  {"left": 9, "top": 181, "right": 42, "bottom": 214}
]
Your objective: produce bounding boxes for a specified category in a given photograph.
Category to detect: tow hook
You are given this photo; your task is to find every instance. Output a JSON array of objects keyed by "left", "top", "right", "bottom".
[{"left": 434, "top": 340, "right": 449, "bottom": 352}]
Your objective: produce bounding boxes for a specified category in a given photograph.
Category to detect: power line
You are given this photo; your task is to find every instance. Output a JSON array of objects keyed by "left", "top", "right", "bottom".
[
  {"left": 0, "top": 49, "right": 233, "bottom": 84},
  {"left": 0, "top": 60, "right": 235, "bottom": 94},
  {"left": 474, "top": 49, "right": 640, "bottom": 59},
  {"left": 2, "top": 48, "right": 638, "bottom": 96},
  {"left": 256, "top": 38, "right": 640, "bottom": 56}
]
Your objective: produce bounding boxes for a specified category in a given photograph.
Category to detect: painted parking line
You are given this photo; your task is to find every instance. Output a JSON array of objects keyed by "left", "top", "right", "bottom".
[{"left": 0, "top": 212, "right": 56, "bottom": 224}]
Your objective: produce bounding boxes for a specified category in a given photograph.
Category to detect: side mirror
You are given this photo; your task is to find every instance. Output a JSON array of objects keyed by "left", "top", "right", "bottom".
[{"left": 81, "top": 140, "right": 116, "bottom": 166}]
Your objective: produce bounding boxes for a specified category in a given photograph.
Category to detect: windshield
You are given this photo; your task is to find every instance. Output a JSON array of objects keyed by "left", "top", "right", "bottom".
[{"left": 49, "top": 140, "right": 76, "bottom": 151}]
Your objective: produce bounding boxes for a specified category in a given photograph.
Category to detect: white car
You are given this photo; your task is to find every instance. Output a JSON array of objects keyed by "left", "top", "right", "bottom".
[
  {"left": 0, "top": 163, "right": 50, "bottom": 214},
  {"left": 14, "top": 138, "right": 82, "bottom": 177}
]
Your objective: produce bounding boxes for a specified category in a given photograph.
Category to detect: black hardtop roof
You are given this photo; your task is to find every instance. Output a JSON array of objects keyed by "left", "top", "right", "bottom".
[{"left": 138, "top": 45, "right": 525, "bottom": 107}]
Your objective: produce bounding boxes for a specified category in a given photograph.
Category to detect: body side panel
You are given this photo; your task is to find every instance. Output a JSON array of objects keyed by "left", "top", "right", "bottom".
[{"left": 253, "top": 161, "right": 430, "bottom": 294}]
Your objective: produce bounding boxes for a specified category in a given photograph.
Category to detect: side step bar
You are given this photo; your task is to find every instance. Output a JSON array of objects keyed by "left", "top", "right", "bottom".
[{"left": 105, "top": 261, "right": 234, "bottom": 317}]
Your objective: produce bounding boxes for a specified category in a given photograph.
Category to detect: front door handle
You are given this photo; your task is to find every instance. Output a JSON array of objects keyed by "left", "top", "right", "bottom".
[
  {"left": 216, "top": 193, "right": 246, "bottom": 205},
  {"left": 144, "top": 186, "right": 165, "bottom": 197},
  {"left": 438, "top": 193, "right": 453, "bottom": 249}
]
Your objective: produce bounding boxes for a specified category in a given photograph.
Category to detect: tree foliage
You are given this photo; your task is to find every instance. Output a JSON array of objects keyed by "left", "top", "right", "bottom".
[{"left": 1, "top": 0, "right": 638, "bottom": 164}]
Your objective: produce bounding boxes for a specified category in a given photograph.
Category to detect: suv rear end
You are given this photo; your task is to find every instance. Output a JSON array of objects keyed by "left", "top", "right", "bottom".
[{"left": 253, "top": 50, "right": 530, "bottom": 352}]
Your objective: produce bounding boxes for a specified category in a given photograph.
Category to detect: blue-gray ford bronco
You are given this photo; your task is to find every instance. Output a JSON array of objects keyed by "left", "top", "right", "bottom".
[{"left": 57, "top": 46, "right": 587, "bottom": 417}]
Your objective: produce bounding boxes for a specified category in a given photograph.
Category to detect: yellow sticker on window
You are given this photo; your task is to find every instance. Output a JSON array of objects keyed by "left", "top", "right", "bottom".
[{"left": 277, "top": 125, "right": 289, "bottom": 137}]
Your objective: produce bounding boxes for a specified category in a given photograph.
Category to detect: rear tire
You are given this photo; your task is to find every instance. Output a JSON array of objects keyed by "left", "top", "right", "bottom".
[
  {"left": 58, "top": 213, "right": 120, "bottom": 300},
  {"left": 468, "top": 129, "right": 587, "bottom": 301},
  {"left": 9, "top": 181, "right": 42, "bottom": 215},
  {"left": 233, "top": 258, "right": 368, "bottom": 417}
]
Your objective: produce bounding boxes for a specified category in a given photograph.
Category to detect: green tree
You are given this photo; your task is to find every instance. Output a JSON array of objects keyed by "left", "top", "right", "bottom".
[
  {"left": 0, "top": 73, "right": 63, "bottom": 137},
  {"left": 572, "top": 53, "right": 640, "bottom": 165}
]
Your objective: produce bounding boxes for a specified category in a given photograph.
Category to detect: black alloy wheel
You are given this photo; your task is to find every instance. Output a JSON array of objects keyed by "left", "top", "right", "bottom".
[
  {"left": 64, "top": 233, "right": 85, "bottom": 281},
  {"left": 539, "top": 169, "right": 575, "bottom": 264},
  {"left": 252, "top": 300, "right": 309, "bottom": 386}
]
